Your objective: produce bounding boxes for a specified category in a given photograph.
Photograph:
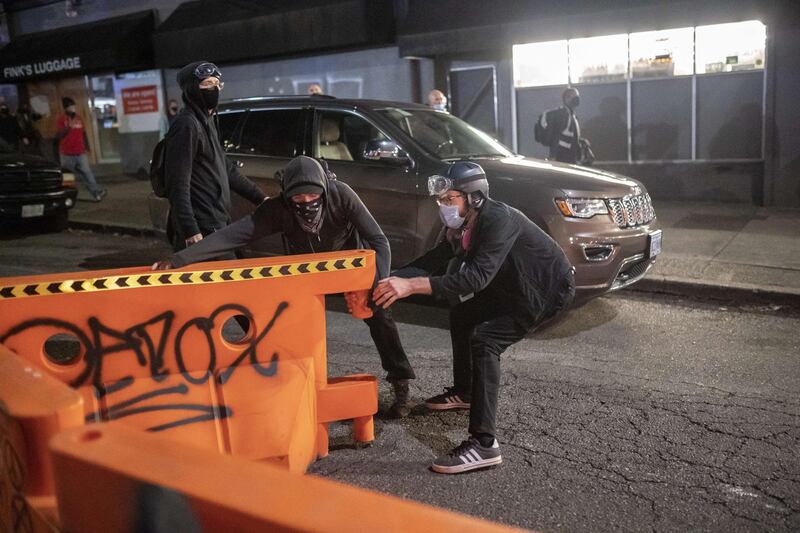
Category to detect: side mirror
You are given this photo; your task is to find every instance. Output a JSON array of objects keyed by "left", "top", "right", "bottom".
[{"left": 363, "top": 140, "right": 409, "bottom": 164}]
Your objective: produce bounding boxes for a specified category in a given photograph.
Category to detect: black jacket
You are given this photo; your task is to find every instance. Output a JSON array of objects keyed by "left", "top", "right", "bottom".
[
  {"left": 405, "top": 198, "right": 573, "bottom": 322},
  {"left": 170, "top": 159, "right": 391, "bottom": 279},
  {"left": 164, "top": 102, "right": 264, "bottom": 239},
  {"left": 542, "top": 106, "right": 580, "bottom": 164}
]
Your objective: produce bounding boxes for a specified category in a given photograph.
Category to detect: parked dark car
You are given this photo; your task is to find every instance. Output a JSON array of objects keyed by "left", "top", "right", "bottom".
[
  {"left": 0, "top": 142, "right": 77, "bottom": 231},
  {"left": 149, "top": 96, "right": 661, "bottom": 301}
]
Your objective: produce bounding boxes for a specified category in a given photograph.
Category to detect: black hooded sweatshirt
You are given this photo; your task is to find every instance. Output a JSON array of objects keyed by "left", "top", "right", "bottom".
[
  {"left": 170, "top": 156, "right": 391, "bottom": 279},
  {"left": 165, "top": 62, "right": 264, "bottom": 240}
]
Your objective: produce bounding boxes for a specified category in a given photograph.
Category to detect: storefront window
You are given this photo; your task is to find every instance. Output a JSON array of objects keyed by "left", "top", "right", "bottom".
[
  {"left": 89, "top": 74, "right": 120, "bottom": 161},
  {"left": 513, "top": 40, "right": 568, "bottom": 88},
  {"left": 630, "top": 27, "right": 694, "bottom": 78},
  {"left": 695, "top": 20, "right": 765, "bottom": 74},
  {"left": 568, "top": 34, "right": 628, "bottom": 83}
]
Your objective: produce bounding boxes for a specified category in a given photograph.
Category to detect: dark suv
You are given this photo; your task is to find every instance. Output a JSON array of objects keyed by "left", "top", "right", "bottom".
[
  {"left": 0, "top": 142, "right": 77, "bottom": 231},
  {"left": 150, "top": 96, "right": 661, "bottom": 300}
]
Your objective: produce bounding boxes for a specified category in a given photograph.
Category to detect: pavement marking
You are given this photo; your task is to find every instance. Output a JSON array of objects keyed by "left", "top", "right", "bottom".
[{"left": 0, "top": 256, "right": 366, "bottom": 300}]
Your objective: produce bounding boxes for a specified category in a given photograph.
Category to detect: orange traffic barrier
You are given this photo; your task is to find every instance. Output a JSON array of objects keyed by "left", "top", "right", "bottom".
[
  {"left": 0, "top": 250, "right": 379, "bottom": 474},
  {"left": 0, "top": 343, "right": 81, "bottom": 531},
  {"left": 50, "top": 424, "right": 525, "bottom": 532}
]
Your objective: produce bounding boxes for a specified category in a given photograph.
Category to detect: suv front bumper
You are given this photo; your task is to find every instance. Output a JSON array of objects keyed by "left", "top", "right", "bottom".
[{"left": 0, "top": 189, "right": 78, "bottom": 219}]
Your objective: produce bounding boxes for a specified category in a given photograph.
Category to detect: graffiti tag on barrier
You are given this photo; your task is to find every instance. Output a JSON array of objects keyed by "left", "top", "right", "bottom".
[{"left": 0, "top": 302, "right": 288, "bottom": 433}]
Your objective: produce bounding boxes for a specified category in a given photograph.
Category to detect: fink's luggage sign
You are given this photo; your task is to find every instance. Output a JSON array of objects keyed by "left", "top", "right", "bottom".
[{"left": 2, "top": 56, "right": 83, "bottom": 81}]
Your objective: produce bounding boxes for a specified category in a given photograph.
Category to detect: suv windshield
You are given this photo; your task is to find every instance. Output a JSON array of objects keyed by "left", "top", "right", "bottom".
[{"left": 376, "top": 107, "right": 514, "bottom": 160}]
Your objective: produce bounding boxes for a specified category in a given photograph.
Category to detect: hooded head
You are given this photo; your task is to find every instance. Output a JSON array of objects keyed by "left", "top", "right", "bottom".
[
  {"left": 278, "top": 156, "right": 330, "bottom": 233},
  {"left": 563, "top": 87, "right": 580, "bottom": 110},
  {"left": 62, "top": 97, "right": 77, "bottom": 116},
  {"left": 177, "top": 61, "right": 223, "bottom": 114}
]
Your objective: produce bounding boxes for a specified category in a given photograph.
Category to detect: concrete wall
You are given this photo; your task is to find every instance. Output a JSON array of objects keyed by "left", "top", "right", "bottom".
[{"left": 765, "top": 25, "right": 800, "bottom": 207}]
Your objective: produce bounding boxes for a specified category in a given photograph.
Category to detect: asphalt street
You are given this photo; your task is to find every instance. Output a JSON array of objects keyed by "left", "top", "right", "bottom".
[{"left": 1, "top": 228, "right": 798, "bottom": 532}]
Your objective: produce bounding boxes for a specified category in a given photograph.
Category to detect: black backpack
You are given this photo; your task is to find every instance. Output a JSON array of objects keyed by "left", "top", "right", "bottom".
[
  {"left": 534, "top": 109, "right": 556, "bottom": 147},
  {"left": 149, "top": 138, "right": 167, "bottom": 197}
]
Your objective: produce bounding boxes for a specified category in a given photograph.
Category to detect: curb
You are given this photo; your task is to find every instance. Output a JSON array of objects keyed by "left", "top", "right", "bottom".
[
  {"left": 630, "top": 277, "right": 800, "bottom": 311},
  {"left": 68, "top": 220, "right": 161, "bottom": 239}
]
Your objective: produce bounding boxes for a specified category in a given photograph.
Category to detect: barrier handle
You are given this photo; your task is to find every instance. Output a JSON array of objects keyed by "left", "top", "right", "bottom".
[{"left": 345, "top": 290, "right": 373, "bottom": 319}]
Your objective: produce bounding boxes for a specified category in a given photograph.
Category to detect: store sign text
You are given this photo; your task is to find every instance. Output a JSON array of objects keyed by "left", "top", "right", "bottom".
[
  {"left": 121, "top": 85, "right": 159, "bottom": 114},
  {"left": 3, "top": 57, "right": 82, "bottom": 80}
]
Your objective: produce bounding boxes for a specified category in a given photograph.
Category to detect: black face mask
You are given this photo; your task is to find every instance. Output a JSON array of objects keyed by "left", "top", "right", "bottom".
[
  {"left": 0, "top": 107, "right": 8, "bottom": 116},
  {"left": 200, "top": 87, "right": 219, "bottom": 110},
  {"left": 66, "top": 110, "right": 76, "bottom": 117},
  {"left": 292, "top": 197, "right": 324, "bottom": 233},
  {"left": 568, "top": 96, "right": 580, "bottom": 109},
  {"left": 169, "top": 106, "right": 178, "bottom": 114}
]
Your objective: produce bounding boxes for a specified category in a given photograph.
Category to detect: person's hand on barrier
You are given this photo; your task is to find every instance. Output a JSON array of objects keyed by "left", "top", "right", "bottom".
[
  {"left": 344, "top": 290, "right": 373, "bottom": 319},
  {"left": 185, "top": 233, "right": 203, "bottom": 246},
  {"left": 151, "top": 260, "right": 174, "bottom": 271},
  {"left": 373, "top": 277, "right": 412, "bottom": 309}
]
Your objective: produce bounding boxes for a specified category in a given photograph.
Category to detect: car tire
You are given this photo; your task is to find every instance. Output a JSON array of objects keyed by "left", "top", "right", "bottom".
[{"left": 44, "top": 209, "right": 69, "bottom": 233}]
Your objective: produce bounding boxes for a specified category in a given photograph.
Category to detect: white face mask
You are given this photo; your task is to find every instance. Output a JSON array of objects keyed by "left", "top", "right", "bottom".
[
  {"left": 439, "top": 204, "right": 465, "bottom": 229},
  {"left": 432, "top": 102, "right": 447, "bottom": 111}
]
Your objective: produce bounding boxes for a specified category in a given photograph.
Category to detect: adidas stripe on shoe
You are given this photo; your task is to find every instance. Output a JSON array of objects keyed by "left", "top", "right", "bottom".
[
  {"left": 424, "top": 387, "right": 470, "bottom": 410},
  {"left": 431, "top": 437, "right": 502, "bottom": 474}
]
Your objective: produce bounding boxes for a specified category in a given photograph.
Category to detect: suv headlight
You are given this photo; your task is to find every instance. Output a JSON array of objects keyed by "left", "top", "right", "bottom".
[{"left": 555, "top": 198, "right": 609, "bottom": 218}]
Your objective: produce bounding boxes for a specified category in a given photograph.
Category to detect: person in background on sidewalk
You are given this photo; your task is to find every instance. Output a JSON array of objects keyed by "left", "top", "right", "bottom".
[
  {"left": 373, "top": 161, "right": 575, "bottom": 474},
  {"left": 307, "top": 83, "right": 324, "bottom": 95},
  {"left": 0, "top": 103, "right": 23, "bottom": 151},
  {"left": 56, "top": 97, "right": 106, "bottom": 202},
  {"left": 159, "top": 99, "right": 180, "bottom": 140},
  {"left": 152, "top": 155, "right": 417, "bottom": 417},
  {"left": 165, "top": 61, "right": 266, "bottom": 253},
  {"left": 426, "top": 89, "right": 448, "bottom": 112},
  {"left": 17, "top": 102, "right": 43, "bottom": 156}
]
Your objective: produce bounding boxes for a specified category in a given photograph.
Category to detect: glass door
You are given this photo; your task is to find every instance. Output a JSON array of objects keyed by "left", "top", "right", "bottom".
[{"left": 88, "top": 74, "right": 120, "bottom": 162}]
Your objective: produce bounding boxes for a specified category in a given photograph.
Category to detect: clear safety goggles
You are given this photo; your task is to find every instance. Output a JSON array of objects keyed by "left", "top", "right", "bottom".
[
  {"left": 194, "top": 62, "right": 223, "bottom": 81},
  {"left": 427, "top": 174, "right": 453, "bottom": 196}
]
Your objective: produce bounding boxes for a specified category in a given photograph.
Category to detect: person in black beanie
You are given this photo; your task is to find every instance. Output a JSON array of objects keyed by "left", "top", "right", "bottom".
[{"left": 165, "top": 61, "right": 266, "bottom": 252}]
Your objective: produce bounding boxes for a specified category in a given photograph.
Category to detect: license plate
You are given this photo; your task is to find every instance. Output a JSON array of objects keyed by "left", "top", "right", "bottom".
[
  {"left": 21, "top": 204, "right": 44, "bottom": 218},
  {"left": 649, "top": 230, "right": 662, "bottom": 258}
]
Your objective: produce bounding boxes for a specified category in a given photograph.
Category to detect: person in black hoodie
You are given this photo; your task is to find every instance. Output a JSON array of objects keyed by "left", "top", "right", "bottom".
[
  {"left": 373, "top": 161, "right": 575, "bottom": 474},
  {"left": 153, "top": 155, "right": 417, "bottom": 417},
  {"left": 165, "top": 61, "right": 265, "bottom": 252}
]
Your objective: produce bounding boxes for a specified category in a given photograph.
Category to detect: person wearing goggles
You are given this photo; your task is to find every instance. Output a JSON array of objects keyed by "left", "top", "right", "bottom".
[
  {"left": 154, "top": 156, "right": 417, "bottom": 418},
  {"left": 163, "top": 61, "right": 266, "bottom": 254},
  {"left": 373, "top": 161, "right": 576, "bottom": 474}
]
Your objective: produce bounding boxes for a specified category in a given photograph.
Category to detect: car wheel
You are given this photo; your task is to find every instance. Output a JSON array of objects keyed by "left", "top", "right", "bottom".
[{"left": 44, "top": 210, "right": 69, "bottom": 233}]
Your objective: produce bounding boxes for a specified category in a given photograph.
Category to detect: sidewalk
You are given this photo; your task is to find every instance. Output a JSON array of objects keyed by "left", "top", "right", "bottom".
[{"left": 69, "top": 175, "right": 800, "bottom": 307}]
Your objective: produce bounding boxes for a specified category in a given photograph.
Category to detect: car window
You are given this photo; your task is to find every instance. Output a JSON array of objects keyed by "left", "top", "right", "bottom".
[
  {"left": 237, "top": 109, "right": 304, "bottom": 157},
  {"left": 314, "top": 110, "right": 389, "bottom": 162},
  {"left": 217, "top": 111, "right": 244, "bottom": 151},
  {"left": 376, "top": 107, "right": 513, "bottom": 160}
]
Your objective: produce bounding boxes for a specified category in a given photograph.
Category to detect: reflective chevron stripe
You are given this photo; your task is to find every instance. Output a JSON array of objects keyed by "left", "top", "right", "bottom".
[{"left": 0, "top": 256, "right": 366, "bottom": 300}]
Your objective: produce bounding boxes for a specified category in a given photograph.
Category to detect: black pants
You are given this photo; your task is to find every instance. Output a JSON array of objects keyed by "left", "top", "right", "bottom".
[
  {"left": 364, "top": 304, "right": 416, "bottom": 382},
  {"left": 451, "top": 272, "right": 575, "bottom": 439}
]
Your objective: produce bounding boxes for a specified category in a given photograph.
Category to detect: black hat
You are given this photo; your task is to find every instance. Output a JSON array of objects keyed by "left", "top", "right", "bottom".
[{"left": 62, "top": 97, "right": 76, "bottom": 108}]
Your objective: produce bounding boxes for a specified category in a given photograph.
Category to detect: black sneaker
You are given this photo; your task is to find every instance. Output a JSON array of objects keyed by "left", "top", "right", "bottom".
[
  {"left": 388, "top": 379, "right": 411, "bottom": 418},
  {"left": 93, "top": 189, "right": 107, "bottom": 202},
  {"left": 431, "top": 437, "right": 502, "bottom": 474},
  {"left": 424, "top": 387, "right": 470, "bottom": 410}
]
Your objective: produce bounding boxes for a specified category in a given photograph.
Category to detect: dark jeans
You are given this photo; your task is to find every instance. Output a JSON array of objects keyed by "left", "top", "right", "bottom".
[
  {"left": 364, "top": 303, "right": 416, "bottom": 382},
  {"left": 451, "top": 271, "right": 575, "bottom": 439}
]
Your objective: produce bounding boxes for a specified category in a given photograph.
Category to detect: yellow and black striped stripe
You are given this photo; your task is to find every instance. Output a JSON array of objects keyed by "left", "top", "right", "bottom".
[{"left": 0, "top": 256, "right": 366, "bottom": 300}]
